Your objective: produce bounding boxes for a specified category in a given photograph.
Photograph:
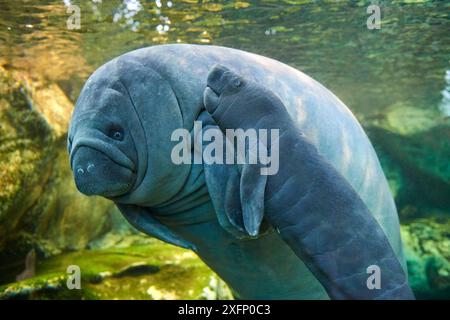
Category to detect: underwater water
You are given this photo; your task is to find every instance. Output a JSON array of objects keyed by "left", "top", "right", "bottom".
[{"left": 0, "top": 0, "right": 449, "bottom": 299}]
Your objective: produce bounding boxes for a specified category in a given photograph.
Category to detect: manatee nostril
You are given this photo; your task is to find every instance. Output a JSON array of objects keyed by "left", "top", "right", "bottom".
[
  {"left": 87, "top": 163, "right": 95, "bottom": 173},
  {"left": 77, "top": 167, "right": 85, "bottom": 175}
]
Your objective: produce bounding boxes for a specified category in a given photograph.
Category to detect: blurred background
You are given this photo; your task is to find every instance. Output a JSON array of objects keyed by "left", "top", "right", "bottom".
[{"left": 0, "top": 0, "right": 448, "bottom": 299}]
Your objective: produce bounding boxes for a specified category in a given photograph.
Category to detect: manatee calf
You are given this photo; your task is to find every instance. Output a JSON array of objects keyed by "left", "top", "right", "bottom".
[
  {"left": 203, "top": 65, "right": 414, "bottom": 299},
  {"left": 68, "top": 44, "right": 413, "bottom": 299}
]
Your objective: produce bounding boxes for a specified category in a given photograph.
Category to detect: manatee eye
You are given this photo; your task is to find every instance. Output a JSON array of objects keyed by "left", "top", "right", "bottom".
[
  {"left": 108, "top": 127, "right": 124, "bottom": 141},
  {"left": 233, "top": 78, "right": 242, "bottom": 88},
  {"left": 112, "top": 130, "right": 123, "bottom": 140}
]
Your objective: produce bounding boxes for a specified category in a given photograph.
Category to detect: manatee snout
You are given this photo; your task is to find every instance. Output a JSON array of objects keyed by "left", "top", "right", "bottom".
[
  {"left": 206, "top": 64, "right": 231, "bottom": 94},
  {"left": 71, "top": 146, "right": 136, "bottom": 197},
  {"left": 204, "top": 65, "right": 286, "bottom": 131},
  {"left": 204, "top": 65, "right": 244, "bottom": 114}
]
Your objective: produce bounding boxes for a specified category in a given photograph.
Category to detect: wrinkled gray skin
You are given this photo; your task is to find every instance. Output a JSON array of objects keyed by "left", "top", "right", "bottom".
[
  {"left": 204, "top": 65, "right": 414, "bottom": 299},
  {"left": 68, "top": 44, "right": 413, "bottom": 299}
]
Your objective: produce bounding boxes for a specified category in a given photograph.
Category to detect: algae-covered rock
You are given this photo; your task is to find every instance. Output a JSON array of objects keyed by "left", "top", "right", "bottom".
[
  {"left": 401, "top": 218, "right": 450, "bottom": 299},
  {"left": 364, "top": 103, "right": 444, "bottom": 136},
  {"left": 0, "top": 67, "right": 119, "bottom": 276},
  {"left": 200, "top": 276, "right": 233, "bottom": 300},
  {"left": 0, "top": 67, "right": 55, "bottom": 245},
  {"left": 367, "top": 125, "right": 450, "bottom": 217},
  {"left": 0, "top": 241, "right": 232, "bottom": 300},
  {"left": 359, "top": 101, "right": 450, "bottom": 219}
]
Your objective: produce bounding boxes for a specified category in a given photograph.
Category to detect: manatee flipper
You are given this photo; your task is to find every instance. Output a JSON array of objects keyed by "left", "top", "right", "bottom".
[
  {"left": 239, "top": 159, "right": 266, "bottom": 236},
  {"left": 198, "top": 111, "right": 268, "bottom": 238},
  {"left": 205, "top": 161, "right": 270, "bottom": 238},
  {"left": 203, "top": 161, "right": 246, "bottom": 238},
  {"left": 116, "top": 204, "right": 197, "bottom": 251},
  {"left": 203, "top": 65, "right": 414, "bottom": 299}
]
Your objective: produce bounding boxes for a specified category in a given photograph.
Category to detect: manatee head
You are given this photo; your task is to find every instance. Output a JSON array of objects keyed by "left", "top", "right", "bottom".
[
  {"left": 204, "top": 64, "right": 285, "bottom": 129},
  {"left": 203, "top": 65, "right": 247, "bottom": 114},
  {"left": 68, "top": 68, "right": 141, "bottom": 198},
  {"left": 68, "top": 55, "right": 187, "bottom": 205}
]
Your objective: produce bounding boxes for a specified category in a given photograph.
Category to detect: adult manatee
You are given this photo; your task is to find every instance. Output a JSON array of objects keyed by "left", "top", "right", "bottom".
[{"left": 68, "top": 44, "right": 412, "bottom": 299}]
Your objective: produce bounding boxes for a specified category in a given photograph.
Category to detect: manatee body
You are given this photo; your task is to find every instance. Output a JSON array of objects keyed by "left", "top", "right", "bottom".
[{"left": 68, "top": 44, "right": 408, "bottom": 299}]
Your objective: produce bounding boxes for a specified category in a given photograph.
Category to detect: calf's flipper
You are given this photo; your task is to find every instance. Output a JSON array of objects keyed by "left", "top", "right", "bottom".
[{"left": 201, "top": 111, "right": 268, "bottom": 238}]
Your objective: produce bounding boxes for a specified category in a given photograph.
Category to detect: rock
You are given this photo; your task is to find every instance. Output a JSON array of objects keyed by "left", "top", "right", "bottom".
[
  {"left": 146, "top": 286, "right": 178, "bottom": 300},
  {"left": 363, "top": 102, "right": 450, "bottom": 217},
  {"left": 0, "top": 67, "right": 121, "bottom": 280},
  {"left": 363, "top": 102, "right": 449, "bottom": 216},
  {"left": 0, "top": 67, "right": 56, "bottom": 250},
  {"left": 363, "top": 103, "right": 446, "bottom": 136},
  {"left": 360, "top": 103, "right": 449, "bottom": 300},
  {"left": 0, "top": 242, "right": 228, "bottom": 300},
  {"left": 367, "top": 125, "right": 450, "bottom": 217},
  {"left": 401, "top": 218, "right": 450, "bottom": 299},
  {"left": 200, "top": 276, "right": 234, "bottom": 300}
]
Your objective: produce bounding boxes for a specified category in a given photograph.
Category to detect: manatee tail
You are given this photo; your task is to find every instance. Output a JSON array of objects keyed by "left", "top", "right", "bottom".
[{"left": 203, "top": 65, "right": 414, "bottom": 300}]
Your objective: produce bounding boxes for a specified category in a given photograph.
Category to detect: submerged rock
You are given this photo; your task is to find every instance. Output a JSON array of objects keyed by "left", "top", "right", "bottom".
[
  {"left": 364, "top": 103, "right": 444, "bottom": 136},
  {"left": 363, "top": 102, "right": 449, "bottom": 217},
  {"left": 200, "top": 276, "right": 234, "bottom": 300},
  {"left": 0, "top": 67, "right": 119, "bottom": 280},
  {"left": 363, "top": 101, "right": 449, "bottom": 207},
  {"left": 0, "top": 242, "right": 228, "bottom": 300},
  {"left": 3, "top": 230, "right": 448, "bottom": 300},
  {"left": 401, "top": 218, "right": 450, "bottom": 299},
  {"left": 367, "top": 124, "right": 450, "bottom": 217}
]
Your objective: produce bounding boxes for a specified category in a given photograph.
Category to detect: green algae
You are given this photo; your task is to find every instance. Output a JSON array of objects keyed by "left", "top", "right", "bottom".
[
  {"left": 0, "top": 67, "right": 117, "bottom": 260},
  {"left": 0, "top": 68, "right": 56, "bottom": 249},
  {"left": 0, "top": 241, "right": 232, "bottom": 300},
  {"left": 402, "top": 218, "right": 450, "bottom": 299}
]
